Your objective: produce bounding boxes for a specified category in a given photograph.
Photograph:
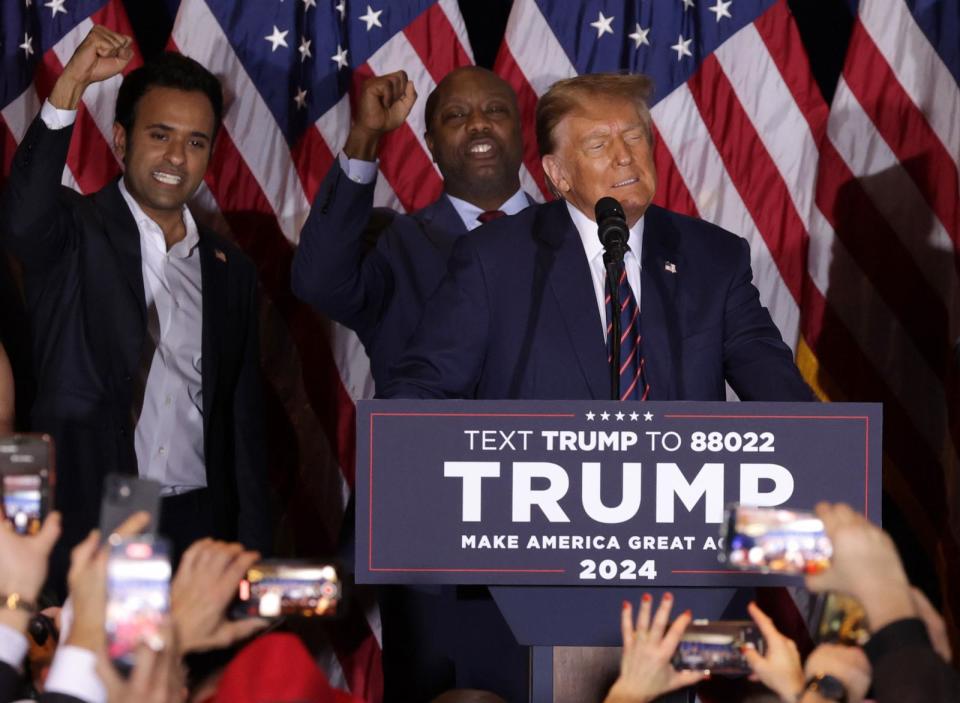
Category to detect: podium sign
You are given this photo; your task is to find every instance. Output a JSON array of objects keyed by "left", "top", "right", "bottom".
[{"left": 356, "top": 400, "right": 881, "bottom": 587}]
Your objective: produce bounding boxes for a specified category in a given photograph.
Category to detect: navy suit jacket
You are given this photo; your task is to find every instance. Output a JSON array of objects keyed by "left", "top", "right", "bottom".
[
  {"left": 384, "top": 199, "right": 813, "bottom": 401},
  {"left": 291, "top": 161, "right": 470, "bottom": 388},
  {"left": 0, "top": 116, "right": 271, "bottom": 557}
]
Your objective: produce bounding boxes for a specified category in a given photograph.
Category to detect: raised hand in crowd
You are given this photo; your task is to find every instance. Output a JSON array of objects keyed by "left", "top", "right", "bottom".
[
  {"left": 63, "top": 512, "right": 152, "bottom": 652},
  {"left": 170, "top": 538, "right": 267, "bottom": 654},
  {"left": 602, "top": 593, "right": 705, "bottom": 703},
  {"left": 48, "top": 24, "right": 133, "bottom": 110},
  {"left": 802, "top": 644, "right": 871, "bottom": 703},
  {"left": 343, "top": 70, "right": 417, "bottom": 160},
  {"left": 909, "top": 586, "right": 952, "bottom": 662},
  {"left": 0, "top": 511, "right": 60, "bottom": 633},
  {"left": 742, "top": 601, "right": 804, "bottom": 702},
  {"left": 804, "top": 502, "right": 916, "bottom": 631},
  {"left": 96, "top": 619, "right": 186, "bottom": 703}
]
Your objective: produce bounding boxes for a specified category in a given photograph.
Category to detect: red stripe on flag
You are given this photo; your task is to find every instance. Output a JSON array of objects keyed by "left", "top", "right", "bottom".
[
  {"left": 651, "top": 126, "right": 700, "bottom": 217},
  {"left": 687, "top": 54, "right": 806, "bottom": 302},
  {"left": 753, "top": 0, "right": 829, "bottom": 146},
  {"left": 292, "top": 125, "right": 336, "bottom": 206},
  {"left": 92, "top": 0, "right": 145, "bottom": 71},
  {"left": 202, "top": 129, "right": 359, "bottom": 489},
  {"left": 403, "top": 3, "right": 473, "bottom": 86},
  {"left": 815, "top": 140, "right": 952, "bottom": 376},
  {"left": 843, "top": 20, "right": 960, "bottom": 256},
  {"left": 67, "top": 107, "right": 121, "bottom": 192},
  {"left": 492, "top": 43, "right": 550, "bottom": 199}
]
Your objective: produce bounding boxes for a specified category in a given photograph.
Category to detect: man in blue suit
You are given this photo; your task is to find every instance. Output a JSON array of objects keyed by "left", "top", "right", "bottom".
[
  {"left": 291, "top": 67, "right": 532, "bottom": 388},
  {"left": 385, "top": 73, "right": 812, "bottom": 403}
]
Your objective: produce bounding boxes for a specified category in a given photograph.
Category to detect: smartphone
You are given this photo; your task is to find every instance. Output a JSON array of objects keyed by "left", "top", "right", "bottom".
[
  {"left": 105, "top": 536, "right": 171, "bottom": 675},
  {"left": 720, "top": 504, "right": 832, "bottom": 574},
  {"left": 231, "top": 561, "right": 343, "bottom": 619},
  {"left": 99, "top": 474, "right": 162, "bottom": 539},
  {"left": 672, "top": 620, "right": 764, "bottom": 676},
  {"left": 0, "top": 434, "right": 54, "bottom": 535},
  {"left": 815, "top": 592, "right": 870, "bottom": 645}
]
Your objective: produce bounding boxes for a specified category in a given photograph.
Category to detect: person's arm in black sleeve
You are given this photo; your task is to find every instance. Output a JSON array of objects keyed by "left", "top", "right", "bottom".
[{"left": 864, "top": 618, "right": 960, "bottom": 703}]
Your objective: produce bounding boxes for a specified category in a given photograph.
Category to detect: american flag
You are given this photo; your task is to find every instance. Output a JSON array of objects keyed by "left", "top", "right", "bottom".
[{"left": 496, "top": 0, "right": 960, "bottom": 645}]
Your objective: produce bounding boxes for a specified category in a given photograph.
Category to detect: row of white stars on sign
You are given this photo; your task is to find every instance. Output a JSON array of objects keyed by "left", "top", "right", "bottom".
[
  {"left": 589, "top": 0, "right": 732, "bottom": 61},
  {"left": 585, "top": 410, "right": 655, "bottom": 422}
]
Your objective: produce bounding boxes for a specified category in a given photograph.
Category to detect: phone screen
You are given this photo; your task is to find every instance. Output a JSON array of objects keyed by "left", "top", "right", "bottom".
[
  {"left": 105, "top": 538, "right": 171, "bottom": 673},
  {"left": 233, "top": 562, "right": 342, "bottom": 619},
  {"left": 672, "top": 621, "right": 764, "bottom": 675},
  {"left": 2, "top": 474, "right": 43, "bottom": 535},
  {"left": 722, "top": 505, "right": 831, "bottom": 574}
]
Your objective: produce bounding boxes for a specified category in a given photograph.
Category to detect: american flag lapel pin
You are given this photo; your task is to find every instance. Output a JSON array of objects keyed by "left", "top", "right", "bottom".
[
  {"left": 664, "top": 261, "right": 677, "bottom": 274},
  {"left": 215, "top": 249, "right": 227, "bottom": 263}
]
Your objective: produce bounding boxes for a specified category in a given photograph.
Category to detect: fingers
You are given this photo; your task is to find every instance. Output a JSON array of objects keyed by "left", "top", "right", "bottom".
[
  {"left": 747, "top": 601, "right": 781, "bottom": 642},
  {"left": 216, "top": 617, "right": 269, "bottom": 648},
  {"left": 620, "top": 600, "right": 634, "bottom": 649},
  {"left": 69, "top": 529, "right": 102, "bottom": 576},
  {"left": 34, "top": 511, "right": 62, "bottom": 552},
  {"left": 635, "top": 592, "right": 653, "bottom": 633},
  {"left": 95, "top": 650, "right": 125, "bottom": 698},
  {"left": 86, "top": 25, "right": 133, "bottom": 60},
  {"left": 671, "top": 669, "right": 708, "bottom": 689},
  {"left": 648, "top": 592, "right": 674, "bottom": 644},
  {"left": 660, "top": 608, "right": 693, "bottom": 652},
  {"left": 742, "top": 643, "right": 763, "bottom": 673},
  {"left": 109, "top": 510, "right": 152, "bottom": 541}
]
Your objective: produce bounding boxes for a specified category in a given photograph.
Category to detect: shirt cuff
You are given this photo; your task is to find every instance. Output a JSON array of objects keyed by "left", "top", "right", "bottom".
[
  {"left": 45, "top": 645, "right": 106, "bottom": 703},
  {"left": 0, "top": 623, "right": 28, "bottom": 670},
  {"left": 40, "top": 99, "right": 78, "bottom": 130},
  {"left": 338, "top": 151, "right": 378, "bottom": 184}
]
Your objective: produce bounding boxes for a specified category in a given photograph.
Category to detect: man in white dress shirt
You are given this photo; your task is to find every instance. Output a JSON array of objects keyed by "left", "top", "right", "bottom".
[{"left": 0, "top": 26, "right": 271, "bottom": 590}]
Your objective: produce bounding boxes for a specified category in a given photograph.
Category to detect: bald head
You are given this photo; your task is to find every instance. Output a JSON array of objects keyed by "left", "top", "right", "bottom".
[{"left": 423, "top": 66, "right": 524, "bottom": 211}]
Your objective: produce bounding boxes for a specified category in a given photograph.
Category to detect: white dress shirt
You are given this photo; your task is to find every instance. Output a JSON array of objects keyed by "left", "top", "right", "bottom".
[
  {"left": 118, "top": 181, "right": 206, "bottom": 494},
  {"left": 565, "top": 200, "right": 644, "bottom": 340},
  {"left": 39, "top": 100, "right": 206, "bottom": 495},
  {"left": 338, "top": 153, "right": 528, "bottom": 231}
]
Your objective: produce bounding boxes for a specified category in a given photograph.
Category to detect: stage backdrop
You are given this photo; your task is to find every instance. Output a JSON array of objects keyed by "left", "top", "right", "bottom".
[{"left": 2, "top": 0, "right": 958, "bottom": 700}]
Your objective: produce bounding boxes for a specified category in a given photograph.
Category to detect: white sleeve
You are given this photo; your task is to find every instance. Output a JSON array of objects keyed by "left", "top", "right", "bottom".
[
  {"left": 39, "top": 99, "right": 78, "bottom": 130},
  {"left": 44, "top": 645, "right": 107, "bottom": 703},
  {"left": 0, "top": 623, "right": 28, "bottom": 670},
  {"left": 338, "top": 151, "right": 378, "bottom": 184}
]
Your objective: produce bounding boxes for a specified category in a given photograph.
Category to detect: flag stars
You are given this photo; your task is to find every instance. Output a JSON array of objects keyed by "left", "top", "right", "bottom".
[
  {"left": 628, "top": 23, "right": 650, "bottom": 48},
  {"left": 590, "top": 11, "right": 614, "bottom": 38},
  {"left": 298, "top": 36, "right": 312, "bottom": 62},
  {"left": 301, "top": 0, "right": 316, "bottom": 8},
  {"left": 671, "top": 34, "right": 693, "bottom": 61},
  {"left": 331, "top": 44, "right": 349, "bottom": 69},
  {"left": 44, "top": 0, "right": 66, "bottom": 16},
  {"left": 19, "top": 33, "right": 34, "bottom": 58},
  {"left": 294, "top": 87, "right": 308, "bottom": 110},
  {"left": 681, "top": 0, "right": 695, "bottom": 9},
  {"left": 359, "top": 5, "right": 383, "bottom": 30},
  {"left": 334, "top": 0, "right": 346, "bottom": 20},
  {"left": 264, "top": 25, "right": 289, "bottom": 52},
  {"left": 709, "top": 0, "right": 732, "bottom": 22}
]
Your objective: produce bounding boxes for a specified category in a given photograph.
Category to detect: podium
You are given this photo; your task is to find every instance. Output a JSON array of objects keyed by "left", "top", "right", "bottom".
[{"left": 356, "top": 400, "right": 882, "bottom": 702}]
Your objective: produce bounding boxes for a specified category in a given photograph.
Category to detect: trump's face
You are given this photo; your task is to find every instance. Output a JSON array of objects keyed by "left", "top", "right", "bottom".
[{"left": 541, "top": 96, "right": 656, "bottom": 227}]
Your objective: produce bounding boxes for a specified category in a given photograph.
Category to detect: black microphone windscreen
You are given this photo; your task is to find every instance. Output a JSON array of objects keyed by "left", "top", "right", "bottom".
[{"left": 595, "top": 196, "right": 625, "bottom": 224}]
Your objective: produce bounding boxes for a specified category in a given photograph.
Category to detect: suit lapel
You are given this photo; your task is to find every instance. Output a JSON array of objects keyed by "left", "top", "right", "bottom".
[
  {"left": 640, "top": 206, "right": 682, "bottom": 400},
  {"left": 199, "top": 233, "right": 227, "bottom": 435},
  {"left": 93, "top": 181, "right": 147, "bottom": 321},
  {"left": 534, "top": 202, "right": 608, "bottom": 399},
  {"left": 414, "top": 194, "right": 467, "bottom": 257}
]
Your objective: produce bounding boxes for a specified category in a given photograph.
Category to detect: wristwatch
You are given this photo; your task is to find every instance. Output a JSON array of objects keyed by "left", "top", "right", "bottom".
[{"left": 803, "top": 673, "right": 848, "bottom": 702}]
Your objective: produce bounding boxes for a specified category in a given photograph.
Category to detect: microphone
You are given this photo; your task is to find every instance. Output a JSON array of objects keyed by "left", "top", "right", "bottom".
[{"left": 595, "top": 196, "right": 629, "bottom": 266}]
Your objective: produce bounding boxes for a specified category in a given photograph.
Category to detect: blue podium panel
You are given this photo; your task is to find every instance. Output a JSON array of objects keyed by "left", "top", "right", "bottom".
[{"left": 357, "top": 400, "right": 882, "bottom": 589}]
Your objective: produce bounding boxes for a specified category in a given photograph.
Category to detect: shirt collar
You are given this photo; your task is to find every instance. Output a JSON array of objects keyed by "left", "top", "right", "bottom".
[
  {"left": 118, "top": 178, "right": 200, "bottom": 258},
  {"left": 565, "top": 200, "right": 644, "bottom": 266},
  {"left": 446, "top": 188, "right": 530, "bottom": 231}
]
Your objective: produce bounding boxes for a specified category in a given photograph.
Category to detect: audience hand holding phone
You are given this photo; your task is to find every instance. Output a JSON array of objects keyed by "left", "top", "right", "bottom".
[
  {"left": 803, "top": 644, "right": 871, "bottom": 703},
  {"left": 96, "top": 619, "right": 186, "bottom": 703},
  {"left": 0, "top": 511, "right": 60, "bottom": 631},
  {"left": 170, "top": 538, "right": 267, "bottom": 653},
  {"left": 742, "top": 601, "right": 804, "bottom": 703},
  {"left": 603, "top": 593, "right": 705, "bottom": 703}
]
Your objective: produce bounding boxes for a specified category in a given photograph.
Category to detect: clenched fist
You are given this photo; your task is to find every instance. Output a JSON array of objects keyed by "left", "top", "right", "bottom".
[
  {"left": 50, "top": 25, "right": 134, "bottom": 110},
  {"left": 344, "top": 71, "right": 417, "bottom": 161}
]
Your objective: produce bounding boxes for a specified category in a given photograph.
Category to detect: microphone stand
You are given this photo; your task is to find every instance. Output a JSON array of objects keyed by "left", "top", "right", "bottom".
[{"left": 604, "top": 250, "right": 626, "bottom": 401}]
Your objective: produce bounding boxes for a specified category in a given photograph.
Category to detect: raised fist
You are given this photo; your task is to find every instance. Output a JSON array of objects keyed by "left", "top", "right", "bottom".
[
  {"left": 50, "top": 25, "right": 133, "bottom": 109},
  {"left": 354, "top": 70, "right": 417, "bottom": 135}
]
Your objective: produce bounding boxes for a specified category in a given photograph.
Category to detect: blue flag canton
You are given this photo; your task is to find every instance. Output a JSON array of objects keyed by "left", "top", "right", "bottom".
[
  {"left": 534, "top": 0, "right": 777, "bottom": 107},
  {"left": 1, "top": 0, "right": 108, "bottom": 108},
  {"left": 205, "top": 0, "right": 435, "bottom": 148}
]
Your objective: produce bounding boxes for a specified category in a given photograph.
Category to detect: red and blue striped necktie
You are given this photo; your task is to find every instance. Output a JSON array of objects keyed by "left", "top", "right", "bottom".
[{"left": 605, "top": 263, "right": 650, "bottom": 401}]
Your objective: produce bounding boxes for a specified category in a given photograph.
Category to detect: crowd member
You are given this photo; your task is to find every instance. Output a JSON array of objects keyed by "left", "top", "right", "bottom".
[
  {"left": 291, "top": 66, "right": 530, "bottom": 390},
  {"left": 602, "top": 593, "right": 705, "bottom": 703},
  {"left": 804, "top": 502, "right": 960, "bottom": 703},
  {"left": 0, "top": 26, "right": 271, "bottom": 586},
  {"left": 384, "top": 72, "right": 812, "bottom": 401}
]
